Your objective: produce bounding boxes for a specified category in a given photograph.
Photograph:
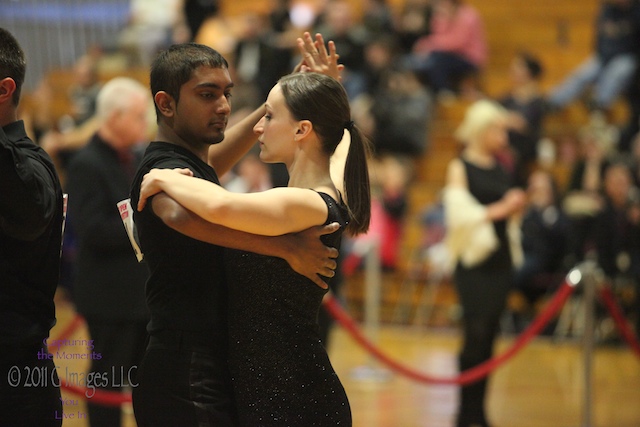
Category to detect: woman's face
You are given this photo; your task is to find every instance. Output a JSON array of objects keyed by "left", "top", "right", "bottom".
[
  {"left": 509, "top": 56, "right": 531, "bottom": 86},
  {"left": 478, "top": 118, "right": 509, "bottom": 153},
  {"left": 253, "top": 84, "right": 298, "bottom": 165}
]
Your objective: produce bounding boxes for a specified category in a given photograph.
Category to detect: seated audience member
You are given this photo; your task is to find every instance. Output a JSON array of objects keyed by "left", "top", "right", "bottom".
[
  {"left": 498, "top": 52, "right": 547, "bottom": 187},
  {"left": 562, "top": 122, "right": 615, "bottom": 263},
  {"left": 546, "top": 0, "right": 640, "bottom": 117},
  {"left": 408, "top": 0, "right": 487, "bottom": 97},
  {"left": 394, "top": 0, "right": 433, "bottom": 54},
  {"left": 514, "top": 170, "right": 571, "bottom": 312},
  {"left": 593, "top": 162, "right": 640, "bottom": 337}
]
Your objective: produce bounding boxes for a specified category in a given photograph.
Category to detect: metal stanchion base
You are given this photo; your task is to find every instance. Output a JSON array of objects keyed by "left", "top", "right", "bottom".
[{"left": 350, "top": 364, "right": 393, "bottom": 383}]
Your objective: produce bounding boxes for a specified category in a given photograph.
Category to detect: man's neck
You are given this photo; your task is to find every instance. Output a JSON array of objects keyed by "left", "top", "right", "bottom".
[
  {"left": 156, "top": 122, "right": 209, "bottom": 163},
  {"left": 0, "top": 109, "right": 18, "bottom": 128}
]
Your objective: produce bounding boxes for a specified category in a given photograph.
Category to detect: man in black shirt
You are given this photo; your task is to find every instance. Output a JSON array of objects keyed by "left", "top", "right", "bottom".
[
  {"left": 131, "top": 43, "right": 340, "bottom": 426},
  {"left": 0, "top": 27, "right": 65, "bottom": 426}
]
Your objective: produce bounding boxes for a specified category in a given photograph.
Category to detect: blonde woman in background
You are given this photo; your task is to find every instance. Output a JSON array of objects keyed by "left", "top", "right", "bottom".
[{"left": 443, "top": 99, "right": 526, "bottom": 427}]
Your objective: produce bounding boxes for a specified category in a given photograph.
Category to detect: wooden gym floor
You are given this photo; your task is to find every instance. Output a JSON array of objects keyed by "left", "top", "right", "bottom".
[{"left": 47, "top": 293, "right": 640, "bottom": 427}]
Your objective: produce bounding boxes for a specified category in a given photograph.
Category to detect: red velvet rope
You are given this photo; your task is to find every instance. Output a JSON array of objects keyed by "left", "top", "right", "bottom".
[
  {"left": 323, "top": 280, "right": 576, "bottom": 385},
  {"left": 49, "top": 314, "right": 133, "bottom": 407},
  {"left": 50, "top": 276, "right": 579, "bottom": 404},
  {"left": 598, "top": 286, "right": 640, "bottom": 358}
]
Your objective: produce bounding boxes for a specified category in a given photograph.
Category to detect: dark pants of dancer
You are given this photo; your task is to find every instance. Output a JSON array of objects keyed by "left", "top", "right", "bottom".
[
  {"left": 457, "top": 313, "right": 502, "bottom": 427},
  {"left": 0, "top": 346, "right": 63, "bottom": 427},
  {"left": 132, "top": 330, "right": 238, "bottom": 427},
  {"left": 84, "top": 317, "right": 147, "bottom": 427}
]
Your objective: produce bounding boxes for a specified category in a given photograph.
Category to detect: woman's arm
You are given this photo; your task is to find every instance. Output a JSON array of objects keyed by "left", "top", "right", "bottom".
[
  {"left": 329, "top": 131, "right": 349, "bottom": 197},
  {"left": 445, "top": 157, "right": 525, "bottom": 221},
  {"left": 139, "top": 168, "right": 329, "bottom": 235},
  {"left": 150, "top": 192, "right": 339, "bottom": 288}
]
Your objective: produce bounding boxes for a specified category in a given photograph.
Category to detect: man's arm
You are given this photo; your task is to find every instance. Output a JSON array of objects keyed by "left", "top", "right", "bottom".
[
  {"left": 207, "top": 107, "right": 263, "bottom": 176},
  {"left": 152, "top": 193, "right": 339, "bottom": 288},
  {"left": 0, "top": 128, "right": 58, "bottom": 240},
  {"left": 207, "top": 32, "right": 343, "bottom": 176}
]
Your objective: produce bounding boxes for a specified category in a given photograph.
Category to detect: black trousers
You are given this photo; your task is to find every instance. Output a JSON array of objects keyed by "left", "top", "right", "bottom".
[
  {"left": 456, "top": 313, "right": 502, "bottom": 427},
  {"left": 0, "top": 347, "right": 62, "bottom": 427},
  {"left": 132, "top": 331, "right": 238, "bottom": 427},
  {"left": 84, "top": 317, "right": 147, "bottom": 427}
]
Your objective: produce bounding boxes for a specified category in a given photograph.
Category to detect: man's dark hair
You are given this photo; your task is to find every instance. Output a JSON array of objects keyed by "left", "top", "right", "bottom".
[
  {"left": 150, "top": 43, "right": 228, "bottom": 120},
  {"left": 0, "top": 27, "right": 26, "bottom": 106}
]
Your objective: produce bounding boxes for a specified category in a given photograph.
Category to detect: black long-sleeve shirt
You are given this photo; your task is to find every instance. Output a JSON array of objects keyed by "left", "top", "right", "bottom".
[{"left": 0, "top": 120, "right": 64, "bottom": 350}]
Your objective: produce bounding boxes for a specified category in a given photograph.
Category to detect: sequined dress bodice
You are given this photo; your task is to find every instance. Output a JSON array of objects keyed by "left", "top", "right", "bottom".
[{"left": 225, "top": 192, "right": 352, "bottom": 426}]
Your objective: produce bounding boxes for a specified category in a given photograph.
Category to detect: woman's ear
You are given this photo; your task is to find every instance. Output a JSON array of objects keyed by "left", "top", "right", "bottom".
[
  {"left": 154, "top": 91, "right": 175, "bottom": 118},
  {"left": 295, "top": 120, "right": 313, "bottom": 141}
]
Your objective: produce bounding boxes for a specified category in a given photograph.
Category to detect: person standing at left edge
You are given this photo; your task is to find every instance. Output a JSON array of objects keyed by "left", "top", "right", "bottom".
[{"left": 0, "top": 27, "right": 65, "bottom": 427}]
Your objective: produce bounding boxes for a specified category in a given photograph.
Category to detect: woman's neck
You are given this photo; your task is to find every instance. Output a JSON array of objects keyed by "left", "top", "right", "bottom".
[
  {"left": 463, "top": 145, "right": 495, "bottom": 168},
  {"left": 512, "top": 81, "right": 539, "bottom": 102},
  {"left": 286, "top": 152, "right": 335, "bottom": 194}
]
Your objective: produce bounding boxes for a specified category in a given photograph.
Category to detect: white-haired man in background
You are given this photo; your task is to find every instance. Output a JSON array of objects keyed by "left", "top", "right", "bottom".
[{"left": 64, "top": 77, "right": 153, "bottom": 427}]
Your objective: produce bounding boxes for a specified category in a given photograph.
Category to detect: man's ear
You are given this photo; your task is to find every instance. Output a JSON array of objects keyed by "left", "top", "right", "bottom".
[
  {"left": 0, "top": 78, "right": 17, "bottom": 105},
  {"left": 154, "top": 91, "right": 176, "bottom": 118}
]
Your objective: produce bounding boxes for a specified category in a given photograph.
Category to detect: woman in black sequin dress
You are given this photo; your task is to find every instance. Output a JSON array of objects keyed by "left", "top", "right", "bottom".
[{"left": 138, "top": 72, "right": 371, "bottom": 426}]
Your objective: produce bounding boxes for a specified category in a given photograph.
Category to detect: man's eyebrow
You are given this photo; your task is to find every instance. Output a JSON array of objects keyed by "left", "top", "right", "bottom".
[{"left": 195, "top": 82, "right": 235, "bottom": 90}]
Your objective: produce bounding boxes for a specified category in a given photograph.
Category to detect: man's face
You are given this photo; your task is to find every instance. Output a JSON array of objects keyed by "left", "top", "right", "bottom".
[
  {"left": 173, "top": 66, "right": 233, "bottom": 149},
  {"left": 111, "top": 93, "right": 150, "bottom": 148}
]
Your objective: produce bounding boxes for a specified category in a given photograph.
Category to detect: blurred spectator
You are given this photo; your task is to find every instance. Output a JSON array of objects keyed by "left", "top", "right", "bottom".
[
  {"left": 408, "top": 0, "right": 487, "bottom": 98},
  {"left": 629, "top": 132, "right": 640, "bottom": 187},
  {"left": 594, "top": 162, "right": 640, "bottom": 275},
  {"left": 267, "top": 0, "right": 302, "bottom": 57},
  {"left": 593, "top": 162, "right": 640, "bottom": 336},
  {"left": 313, "top": 0, "right": 367, "bottom": 99},
  {"left": 65, "top": 53, "right": 102, "bottom": 127},
  {"left": 118, "top": 0, "right": 189, "bottom": 66},
  {"left": 562, "top": 121, "right": 616, "bottom": 262},
  {"left": 547, "top": 0, "right": 640, "bottom": 115},
  {"left": 618, "top": 64, "right": 640, "bottom": 152},
  {"left": 65, "top": 77, "right": 151, "bottom": 427},
  {"left": 443, "top": 99, "right": 526, "bottom": 427},
  {"left": 513, "top": 170, "right": 571, "bottom": 316},
  {"left": 38, "top": 52, "right": 111, "bottom": 172},
  {"left": 498, "top": 52, "right": 547, "bottom": 187},
  {"left": 183, "top": 0, "right": 220, "bottom": 41},
  {"left": 369, "top": 64, "right": 433, "bottom": 157},
  {"left": 395, "top": 0, "right": 433, "bottom": 54},
  {"left": 231, "top": 13, "right": 292, "bottom": 111},
  {"left": 361, "top": 0, "right": 396, "bottom": 42},
  {"left": 222, "top": 149, "right": 274, "bottom": 194},
  {"left": 372, "top": 155, "right": 414, "bottom": 270},
  {"left": 20, "top": 78, "right": 55, "bottom": 145},
  {"left": 360, "top": 34, "right": 399, "bottom": 96}
]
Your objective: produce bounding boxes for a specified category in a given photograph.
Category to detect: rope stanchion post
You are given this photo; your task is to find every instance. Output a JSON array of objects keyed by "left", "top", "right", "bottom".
[
  {"left": 577, "top": 261, "right": 604, "bottom": 427},
  {"left": 350, "top": 237, "right": 392, "bottom": 382}
]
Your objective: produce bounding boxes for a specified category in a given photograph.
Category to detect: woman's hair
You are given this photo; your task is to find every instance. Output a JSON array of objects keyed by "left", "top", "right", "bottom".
[
  {"left": 278, "top": 72, "right": 371, "bottom": 235},
  {"left": 454, "top": 99, "right": 508, "bottom": 144},
  {"left": 517, "top": 51, "right": 543, "bottom": 80},
  {"left": 150, "top": 43, "right": 228, "bottom": 120}
]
